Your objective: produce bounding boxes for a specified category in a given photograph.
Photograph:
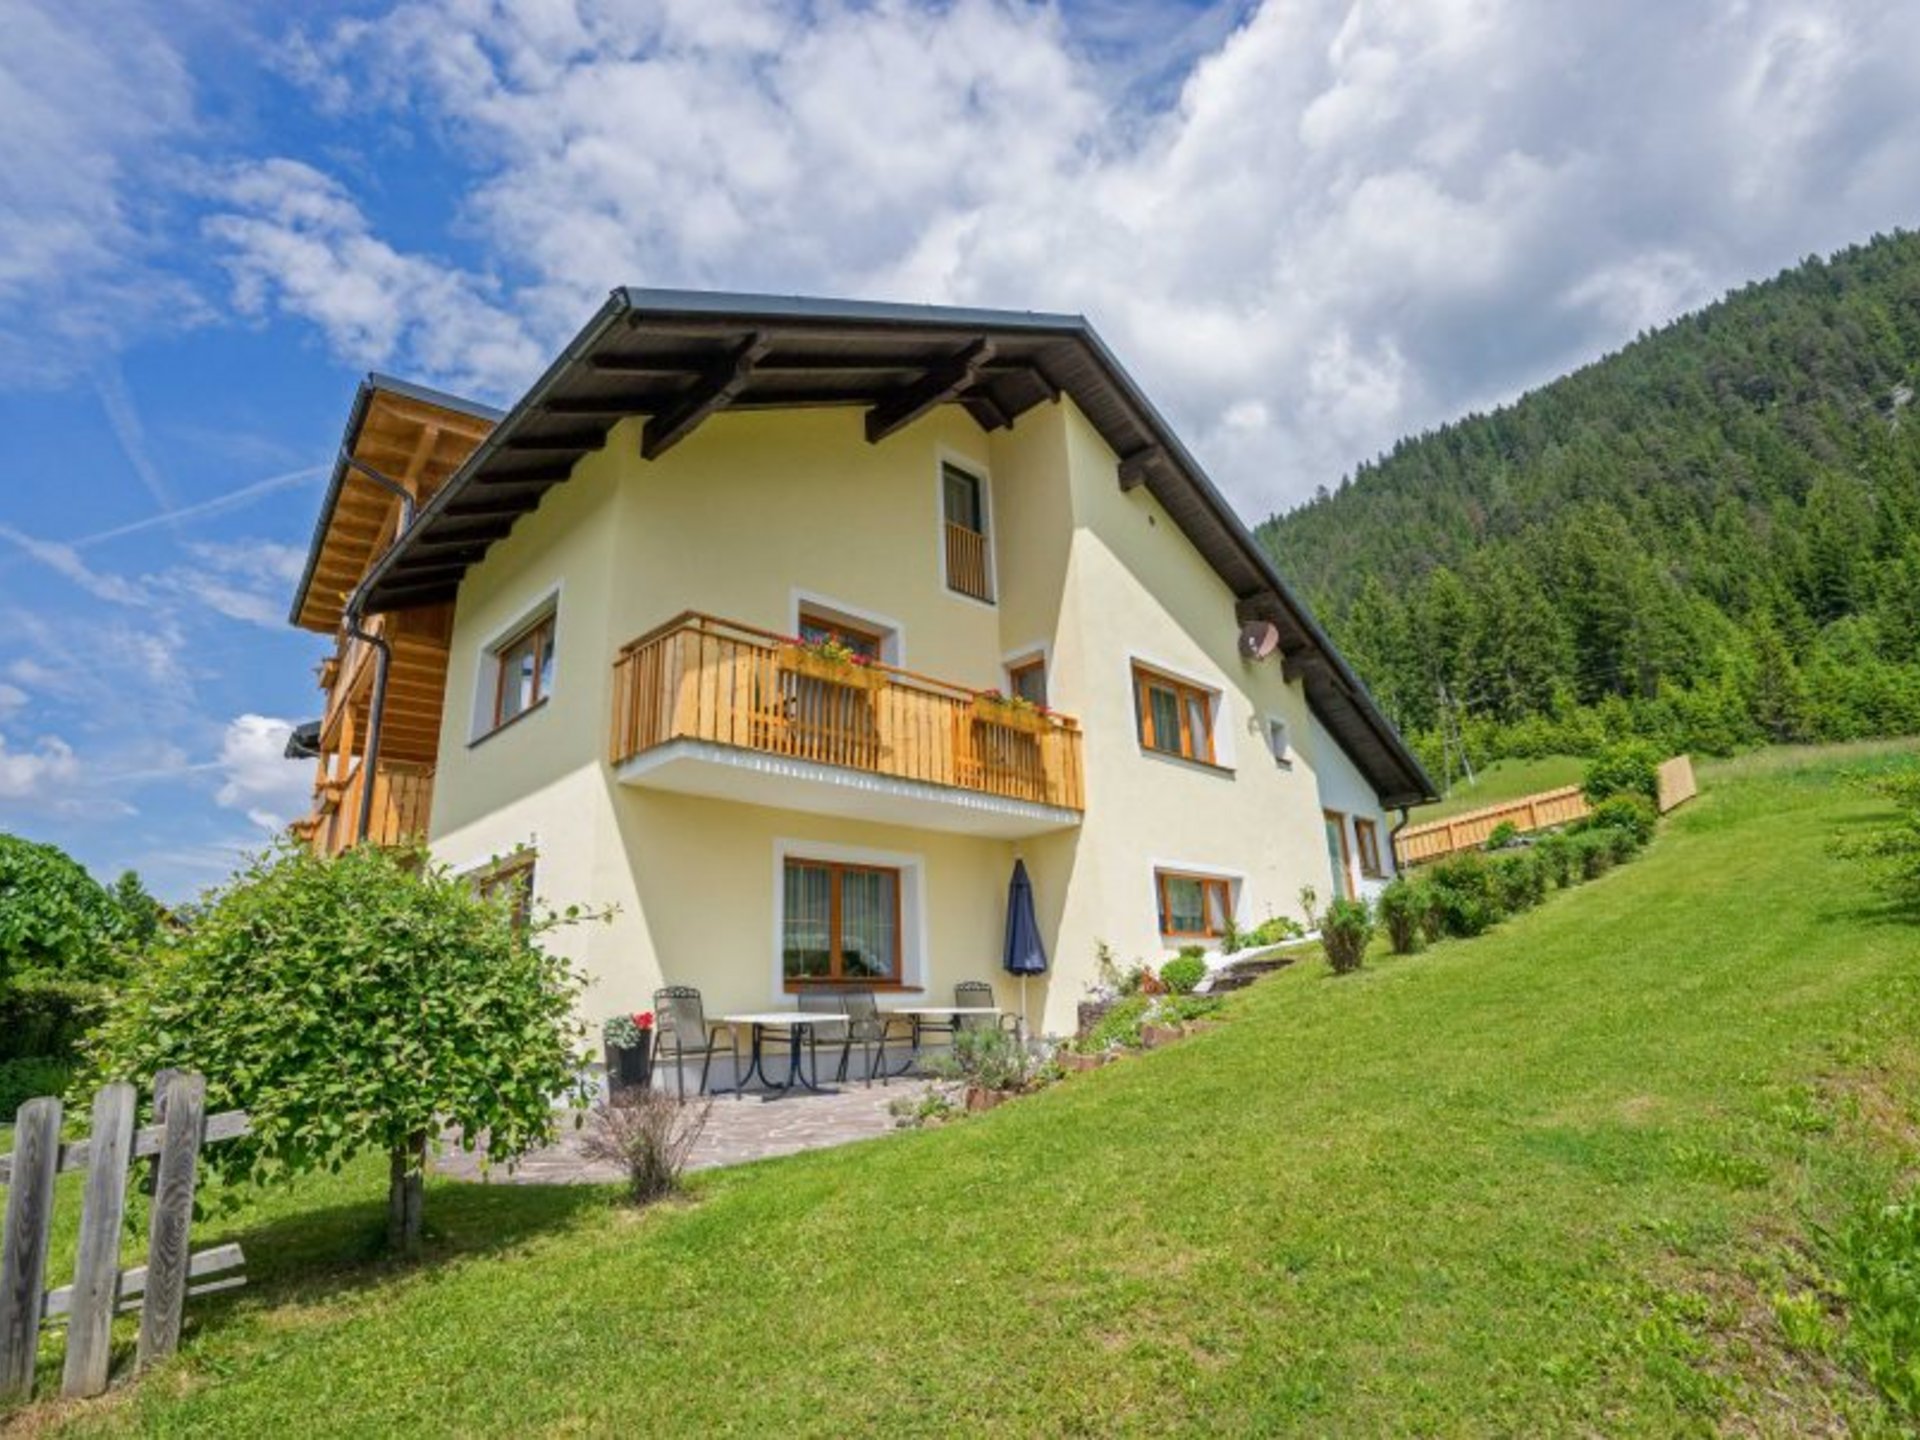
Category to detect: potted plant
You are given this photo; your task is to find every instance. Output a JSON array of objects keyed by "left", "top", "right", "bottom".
[
  {"left": 604, "top": 1011, "right": 656, "bottom": 1094},
  {"left": 775, "top": 634, "right": 889, "bottom": 692},
  {"left": 971, "top": 689, "right": 1050, "bottom": 734}
]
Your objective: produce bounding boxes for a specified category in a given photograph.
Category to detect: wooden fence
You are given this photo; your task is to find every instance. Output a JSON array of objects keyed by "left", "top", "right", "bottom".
[
  {"left": 0, "top": 1072, "right": 248, "bottom": 1402},
  {"left": 1394, "top": 754, "right": 1701, "bottom": 867}
]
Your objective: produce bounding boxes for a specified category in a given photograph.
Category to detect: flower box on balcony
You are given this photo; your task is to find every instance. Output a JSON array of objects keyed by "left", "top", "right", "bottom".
[
  {"left": 776, "top": 645, "right": 889, "bottom": 693},
  {"left": 971, "top": 695, "right": 1049, "bottom": 734}
]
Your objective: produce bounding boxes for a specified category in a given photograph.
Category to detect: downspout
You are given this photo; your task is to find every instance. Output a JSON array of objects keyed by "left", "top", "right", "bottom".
[
  {"left": 1389, "top": 805, "right": 1412, "bottom": 875},
  {"left": 340, "top": 453, "right": 415, "bottom": 846}
]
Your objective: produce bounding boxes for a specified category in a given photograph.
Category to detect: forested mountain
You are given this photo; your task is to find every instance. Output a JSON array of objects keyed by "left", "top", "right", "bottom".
[{"left": 1258, "top": 231, "right": 1920, "bottom": 776}]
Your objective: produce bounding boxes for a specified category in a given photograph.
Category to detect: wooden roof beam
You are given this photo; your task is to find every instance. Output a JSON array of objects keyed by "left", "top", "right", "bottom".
[
  {"left": 864, "top": 339, "right": 995, "bottom": 444},
  {"left": 640, "top": 333, "right": 771, "bottom": 460},
  {"left": 1117, "top": 445, "right": 1163, "bottom": 491}
]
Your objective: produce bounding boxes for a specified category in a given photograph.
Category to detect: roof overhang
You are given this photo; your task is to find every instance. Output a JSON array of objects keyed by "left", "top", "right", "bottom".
[{"left": 354, "top": 289, "right": 1436, "bottom": 806}]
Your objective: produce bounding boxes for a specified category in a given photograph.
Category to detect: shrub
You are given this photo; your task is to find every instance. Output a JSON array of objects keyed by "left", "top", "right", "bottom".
[
  {"left": 1603, "top": 824, "right": 1642, "bottom": 864},
  {"left": 1486, "top": 821, "right": 1521, "bottom": 851},
  {"left": 83, "top": 841, "right": 595, "bottom": 1257},
  {"left": 1080, "top": 995, "right": 1151, "bottom": 1051},
  {"left": 580, "top": 1091, "right": 711, "bottom": 1204},
  {"left": 1321, "top": 897, "right": 1373, "bottom": 975},
  {"left": 1571, "top": 830, "right": 1616, "bottom": 879},
  {"left": 0, "top": 833, "right": 129, "bottom": 986},
  {"left": 1492, "top": 852, "right": 1547, "bottom": 913},
  {"left": 1377, "top": 878, "right": 1427, "bottom": 955},
  {"left": 1583, "top": 740, "right": 1661, "bottom": 805},
  {"left": 1427, "top": 853, "right": 1505, "bottom": 938},
  {"left": 1160, "top": 950, "right": 1207, "bottom": 995},
  {"left": 1153, "top": 994, "right": 1223, "bottom": 1025},
  {"left": 1587, "top": 793, "right": 1657, "bottom": 846},
  {"left": 1247, "top": 915, "right": 1305, "bottom": 948},
  {"left": 1533, "top": 831, "right": 1576, "bottom": 889},
  {"left": 0, "top": 975, "right": 108, "bottom": 1063},
  {"left": 1220, "top": 914, "right": 1245, "bottom": 954},
  {"left": 0, "top": 1055, "right": 71, "bottom": 1123}
]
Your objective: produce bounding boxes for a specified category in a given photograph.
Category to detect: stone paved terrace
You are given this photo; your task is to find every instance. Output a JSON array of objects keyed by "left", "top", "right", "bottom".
[{"left": 433, "top": 1080, "right": 947, "bottom": 1184}]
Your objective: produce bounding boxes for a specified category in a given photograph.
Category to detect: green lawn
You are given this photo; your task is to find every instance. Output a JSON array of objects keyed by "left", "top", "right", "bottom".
[
  {"left": 1413, "top": 753, "right": 1587, "bottom": 821},
  {"left": 14, "top": 744, "right": 1920, "bottom": 1434}
]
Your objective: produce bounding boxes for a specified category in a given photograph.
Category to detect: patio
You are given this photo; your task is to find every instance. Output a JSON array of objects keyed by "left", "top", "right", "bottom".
[{"left": 433, "top": 1081, "right": 940, "bottom": 1184}]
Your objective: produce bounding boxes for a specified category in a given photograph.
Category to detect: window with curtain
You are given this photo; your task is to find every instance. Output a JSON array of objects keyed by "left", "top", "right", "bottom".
[
  {"left": 1354, "top": 818, "right": 1385, "bottom": 878},
  {"left": 1156, "top": 869, "right": 1232, "bottom": 938},
  {"left": 782, "top": 858, "right": 901, "bottom": 984},
  {"left": 1132, "top": 664, "right": 1216, "bottom": 764},
  {"left": 490, "top": 611, "right": 557, "bottom": 732}
]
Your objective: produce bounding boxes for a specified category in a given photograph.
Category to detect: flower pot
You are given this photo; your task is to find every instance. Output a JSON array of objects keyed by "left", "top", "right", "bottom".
[
  {"left": 1139, "top": 1023, "right": 1185, "bottom": 1050},
  {"left": 777, "top": 646, "right": 889, "bottom": 692},
  {"left": 604, "top": 1034, "right": 655, "bottom": 1094},
  {"left": 970, "top": 697, "right": 1048, "bottom": 734}
]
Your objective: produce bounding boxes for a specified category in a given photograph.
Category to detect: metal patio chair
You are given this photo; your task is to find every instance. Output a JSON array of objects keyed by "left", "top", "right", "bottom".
[{"left": 652, "top": 986, "right": 739, "bottom": 1101}]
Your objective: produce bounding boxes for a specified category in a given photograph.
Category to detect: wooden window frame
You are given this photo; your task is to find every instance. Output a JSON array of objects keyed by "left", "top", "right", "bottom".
[
  {"left": 1007, "top": 656, "right": 1048, "bottom": 707},
  {"left": 782, "top": 857, "right": 905, "bottom": 988},
  {"left": 1354, "top": 818, "right": 1385, "bottom": 879},
  {"left": 1323, "top": 809, "right": 1355, "bottom": 900},
  {"left": 939, "top": 460, "right": 996, "bottom": 605},
  {"left": 797, "top": 607, "right": 886, "bottom": 661},
  {"left": 1132, "top": 664, "right": 1217, "bottom": 765},
  {"left": 487, "top": 612, "right": 556, "bottom": 735},
  {"left": 1155, "top": 869, "right": 1234, "bottom": 939},
  {"left": 473, "top": 851, "right": 536, "bottom": 932}
]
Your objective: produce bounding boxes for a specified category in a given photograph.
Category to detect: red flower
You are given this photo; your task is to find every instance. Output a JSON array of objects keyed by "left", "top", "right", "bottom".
[{"left": 634, "top": 1011, "right": 655, "bottom": 1030}]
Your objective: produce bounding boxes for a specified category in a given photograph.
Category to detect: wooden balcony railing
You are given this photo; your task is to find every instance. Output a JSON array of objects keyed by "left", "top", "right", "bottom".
[
  {"left": 944, "top": 523, "right": 994, "bottom": 603},
  {"left": 307, "top": 761, "right": 435, "bottom": 857},
  {"left": 611, "top": 612, "right": 1083, "bottom": 812}
]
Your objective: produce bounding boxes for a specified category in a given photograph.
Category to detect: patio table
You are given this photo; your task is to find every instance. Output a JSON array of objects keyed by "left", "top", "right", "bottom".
[
  {"left": 881, "top": 1006, "right": 1006, "bottom": 1071},
  {"left": 714, "top": 1011, "right": 847, "bottom": 1096}
]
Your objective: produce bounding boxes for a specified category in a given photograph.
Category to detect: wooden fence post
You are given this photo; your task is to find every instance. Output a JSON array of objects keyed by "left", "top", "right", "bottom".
[
  {"left": 0, "top": 1096, "right": 62, "bottom": 1402},
  {"left": 136, "top": 1072, "right": 206, "bottom": 1370},
  {"left": 62, "top": 1081, "right": 137, "bottom": 1398}
]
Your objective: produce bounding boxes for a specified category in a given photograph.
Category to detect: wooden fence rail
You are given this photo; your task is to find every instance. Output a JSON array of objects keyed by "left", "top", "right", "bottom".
[{"left": 0, "top": 1072, "right": 249, "bottom": 1403}]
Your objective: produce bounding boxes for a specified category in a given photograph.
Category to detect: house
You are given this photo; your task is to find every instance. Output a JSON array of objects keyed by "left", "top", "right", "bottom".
[{"left": 288, "top": 291, "right": 1434, "bottom": 1039}]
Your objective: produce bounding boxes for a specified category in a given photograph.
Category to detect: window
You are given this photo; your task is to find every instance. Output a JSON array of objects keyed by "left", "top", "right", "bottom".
[
  {"left": 1323, "top": 810, "right": 1353, "bottom": 902},
  {"left": 1354, "top": 818, "right": 1384, "bottom": 878},
  {"left": 1008, "top": 656, "right": 1048, "bottom": 707},
  {"left": 489, "top": 611, "right": 556, "bottom": 732},
  {"left": 474, "top": 852, "right": 535, "bottom": 931},
  {"left": 1156, "top": 869, "right": 1233, "bottom": 938},
  {"left": 1133, "top": 664, "right": 1216, "bottom": 764},
  {"left": 1265, "top": 716, "right": 1292, "bottom": 768},
  {"left": 797, "top": 608, "right": 884, "bottom": 662},
  {"left": 783, "top": 858, "right": 901, "bottom": 985},
  {"left": 941, "top": 462, "right": 994, "bottom": 603}
]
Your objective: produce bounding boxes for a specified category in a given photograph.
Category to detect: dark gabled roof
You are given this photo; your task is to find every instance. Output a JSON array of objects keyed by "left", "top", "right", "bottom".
[{"left": 355, "top": 289, "right": 1436, "bottom": 806}]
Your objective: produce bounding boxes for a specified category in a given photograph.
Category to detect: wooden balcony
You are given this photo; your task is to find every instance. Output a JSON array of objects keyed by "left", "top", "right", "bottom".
[
  {"left": 610, "top": 613, "right": 1082, "bottom": 835},
  {"left": 944, "top": 522, "right": 993, "bottom": 602},
  {"left": 306, "top": 762, "right": 435, "bottom": 858}
]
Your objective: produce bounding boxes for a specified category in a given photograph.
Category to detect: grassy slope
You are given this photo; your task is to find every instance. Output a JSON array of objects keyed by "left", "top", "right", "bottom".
[
  {"left": 1413, "top": 754, "right": 1587, "bottom": 822},
  {"left": 24, "top": 745, "right": 1920, "bottom": 1436}
]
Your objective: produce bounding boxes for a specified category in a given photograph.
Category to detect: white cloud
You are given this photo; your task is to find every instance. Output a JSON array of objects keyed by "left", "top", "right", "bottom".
[
  {"left": 213, "top": 713, "right": 311, "bottom": 831},
  {"left": 0, "top": 525, "right": 147, "bottom": 604},
  {"left": 0, "top": 733, "right": 79, "bottom": 800},
  {"left": 216, "top": 0, "right": 1920, "bottom": 514}
]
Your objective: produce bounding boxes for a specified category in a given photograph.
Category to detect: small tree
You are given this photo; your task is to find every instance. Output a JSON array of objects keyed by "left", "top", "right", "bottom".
[
  {"left": 1320, "top": 897, "right": 1373, "bottom": 975},
  {"left": 84, "top": 841, "right": 594, "bottom": 1257},
  {"left": 1582, "top": 740, "right": 1662, "bottom": 806},
  {"left": 0, "top": 833, "right": 127, "bottom": 985}
]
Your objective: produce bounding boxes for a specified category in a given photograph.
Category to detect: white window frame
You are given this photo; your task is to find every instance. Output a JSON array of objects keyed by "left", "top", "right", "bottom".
[
  {"left": 1264, "top": 715, "right": 1293, "bottom": 769},
  {"left": 789, "top": 589, "right": 905, "bottom": 667},
  {"left": 468, "top": 585, "right": 561, "bottom": 744},
  {"left": 934, "top": 449, "right": 998, "bottom": 610},
  {"left": 771, "top": 837, "right": 927, "bottom": 999}
]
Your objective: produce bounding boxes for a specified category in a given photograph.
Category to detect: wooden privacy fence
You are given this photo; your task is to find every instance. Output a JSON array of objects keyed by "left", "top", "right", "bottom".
[
  {"left": 0, "top": 1072, "right": 249, "bottom": 1402},
  {"left": 1394, "top": 785, "right": 1591, "bottom": 867},
  {"left": 1394, "top": 754, "right": 1702, "bottom": 867}
]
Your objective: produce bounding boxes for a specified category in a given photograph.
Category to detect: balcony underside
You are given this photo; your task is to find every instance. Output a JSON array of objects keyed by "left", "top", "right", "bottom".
[{"left": 616, "top": 739, "right": 1082, "bottom": 838}]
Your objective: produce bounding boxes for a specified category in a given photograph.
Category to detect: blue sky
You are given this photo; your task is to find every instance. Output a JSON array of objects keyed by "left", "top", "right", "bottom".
[{"left": 3, "top": 0, "right": 1918, "bottom": 898}]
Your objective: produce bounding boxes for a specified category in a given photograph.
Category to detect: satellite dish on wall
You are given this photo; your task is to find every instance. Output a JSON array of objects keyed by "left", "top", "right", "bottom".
[{"left": 1238, "top": 620, "right": 1281, "bottom": 661}]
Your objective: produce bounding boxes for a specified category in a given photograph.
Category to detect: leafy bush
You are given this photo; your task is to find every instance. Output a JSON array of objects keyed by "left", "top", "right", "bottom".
[
  {"left": 1160, "top": 950, "right": 1207, "bottom": 995},
  {"left": 1492, "top": 852, "right": 1547, "bottom": 913},
  {"left": 1153, "top": 994, "right": 1223, "bottom": 1025},
  {"left": 0, "top": 833, "right": 129, "bottom": 985},
  {"left": 1080, "top": 995, "right": 1151, "bottom": 1051},
  {"left": 1486, "top": 820, "right": 1521, "bottom": 850},
  {"left": 1602, "top": 824, "right": 1642, "bottom": 864},
  {"left": 1583, "top": 740, "right": 1662, "bottom": 805},
  {"left": 1837, "top": 766, "right": 1920, "bottom": 906},
  {"left": 1571, "top": 830, "right": 1616, "bottom": 879},
  {"left": 1533, "top": 831, "right": 1576, "bottom": 889},
  {"left": 1586, "top": 793, "right": 1657, "bottom": 845},
  {"left": 1320, "top": 897, "right": 1373, "bottom": 975},
  {"left": 1377, "top": 878, "right": 1427, "bottom": 955},
  {"left": 0, "top": 1055, "right": 71, "bottom": 1123},
  {"left": 0, "top": 975, "right": 108, "bottom": 1062},
  {"left": 1220, "top": 914, "right": 1245, "bottom": 953},
  {"left": 83, "top": 841, "right": 595, "bottom": 1256},
  {"left": 580, "top": 1091, "right": 712, "bottom": 1204},
  {"left": 1427, "top": 853, "right": 1505, "bottom": 938},
  {"left": 1246, "top": 916, "right": 1304, "bottom": 948}
]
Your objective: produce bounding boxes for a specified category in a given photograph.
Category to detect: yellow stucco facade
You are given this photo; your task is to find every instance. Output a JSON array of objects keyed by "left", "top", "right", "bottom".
[{"left": 426, "top": 395, "right": 1397, "bottom": 1037}]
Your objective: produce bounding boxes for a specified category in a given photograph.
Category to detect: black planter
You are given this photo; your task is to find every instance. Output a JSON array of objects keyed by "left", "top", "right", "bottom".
[{"left": 604, "top": 1035, "right": 655, "bottom": 1094}]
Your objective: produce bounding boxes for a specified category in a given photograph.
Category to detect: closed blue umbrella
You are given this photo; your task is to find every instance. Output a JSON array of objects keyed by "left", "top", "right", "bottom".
[{"left": 1003, "top": 859, "right": 1047, "bottom": 1036}]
